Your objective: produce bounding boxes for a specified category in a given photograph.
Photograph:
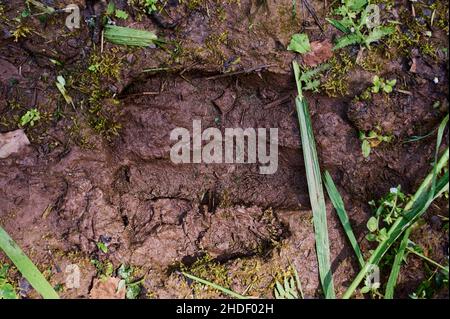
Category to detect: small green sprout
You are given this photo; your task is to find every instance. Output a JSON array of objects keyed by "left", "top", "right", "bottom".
[
  {"left": 366, "top": 186, "right": 408, "bottom": 243},
  {"left": 96, "top": 241, "right": 108, "bottom": 254},
  {"left": 117, "top": 264, "right": 144, "bottom": 299},
  {"left": 273, "top": 266, "right": 304, "bottom": 299},
  {"left": 0, "top": 264, "right": 18, "bottom": 299},
  {"left": 327, "top": 0, "right": 394, "bottom": 50},
  {"left": 372, "top": 76, "right": 397, "bottom": 94},
  {"left": 19, "top": 109, "right": 41, "bottom": 127},
  {"left": 296, "top": 63, "right": 331, "bottom": 93},
  {"left": 115, "top": 10, "right": 129, "bottom": 20},
  {"left": 55, "top": 75, "right": 74, "bottom": 107},
  {"left": 106, "top": 2, "right": 115, "bottom": 16},
  {"left": 359, "top": 129, "right": 393, "bottom": 158},
  {"left": 88, "top": 63, "right": 100, "bottom": 73},
  {"left": 144, "top": 0, "right": 158, "bottom": 14},
  {"left": 105, "top": 2, "right": 129, "bottom": 20}
]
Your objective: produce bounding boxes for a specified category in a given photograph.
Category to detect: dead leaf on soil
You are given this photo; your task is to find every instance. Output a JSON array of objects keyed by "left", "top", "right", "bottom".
[
  {"left": 89, "top": 277, "right": 126, "bottom": 299},
  {"left": 302, "top": 40, "right": 333, "bottom": 67}
]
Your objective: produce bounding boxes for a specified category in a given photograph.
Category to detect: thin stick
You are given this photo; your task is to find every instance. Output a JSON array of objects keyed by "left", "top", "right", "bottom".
[
  {"left": 302, "top": 0, "right": 325, "bottom": 33},
  {"left": 205, "top": 64, "right": 276, "bottom": 80}
]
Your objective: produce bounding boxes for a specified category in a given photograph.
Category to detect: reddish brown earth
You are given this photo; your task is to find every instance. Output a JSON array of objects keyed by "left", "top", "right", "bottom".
[{"left": 0, "top": 0, "right": 448, "bottom": 299}]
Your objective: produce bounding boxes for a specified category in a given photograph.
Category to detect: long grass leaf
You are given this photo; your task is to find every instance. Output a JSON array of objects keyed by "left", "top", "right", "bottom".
[
  {"left": 406, "top": 245, "right": 449, "bottom": 275},
  {"left": 384, "top": 226, "right": 412, "bottom": 299},
  {"left": 0, "top": 226, "right": 59, "bottom": 299},
  {"left": 323, "top": 171, "right": 365, "bottom": 268},
  {"left": 293, "top": 61, "right": 335, "bottom": 299},
  {"left": 181, "top": 272, "right": 248, "bottom": 299}
]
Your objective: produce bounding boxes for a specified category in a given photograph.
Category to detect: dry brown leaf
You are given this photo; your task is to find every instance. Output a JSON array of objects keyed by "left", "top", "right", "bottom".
[
  {"left": 302, "top": 40, "right": 333, "bottom": 67},
  {"left": 89, "top": 277, "right": 126, "bottom": 299}
]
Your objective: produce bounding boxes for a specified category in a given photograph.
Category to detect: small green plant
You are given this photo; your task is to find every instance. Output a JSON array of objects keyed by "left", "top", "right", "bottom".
[
  {"left": 327, "top": 0, "right": 394, "bottom": 49},
  {"left": 142, "top": 0, "right": 158, "bottom": 13},
  {"left": 117, "top": 264, "right": 144, "bottom": 299},
  {"left": 19, "top": 108, "right": 41, "bottom": 127},
  {"left": 273, "top": 266, "right": 304, "bottom": 299},
  {"left": 359, "top": 129, "right": 393, "bottom": 158},
  {"left": 105, "top": 2, "right": 129, "bottom": 20},
  {"left": 366, "top": 186, "right": 408, "bottom": 242},
  {"left": 287, "top": 33, "right": 311, "bottom": 54},
  {"left": 90, "top": 259, "right": 114, "bottom": 279},
  {"left": 0, "top": 263, "right": 18, "bottom": 299},
  {"left": 343, "top": 114, "right": 448, "bottom": 299},
  {"left": 55, "top": 76, "right": 74, "bottom": 107},
  {"left": 371, "top": 75, "right": 396, "bottom": 94},
  {"left": 297, "top": 64, "right": 331, "bottom": 93},
  {"left": 115, "top": 9, "right": 129, "bottom": 19},
  {"left": 96, "top": 241, "right": 108, "bottom": 254}
]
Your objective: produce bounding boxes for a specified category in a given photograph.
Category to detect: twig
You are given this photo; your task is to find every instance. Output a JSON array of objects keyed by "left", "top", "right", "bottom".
[
  {"left": 395, "top": 88, "right": 412, "bottom": 96},
  {"left": 263, "top": 94, "right": 292, "bottom": 110},
  {"left": 206, "top": 64, "right": 276, "bottom": 80},
  {"left": 120, "top": 91, "right": 160, "bottom": 99},
  {"left": 302, "top": 0, "right": 325, "bottom": 33}
]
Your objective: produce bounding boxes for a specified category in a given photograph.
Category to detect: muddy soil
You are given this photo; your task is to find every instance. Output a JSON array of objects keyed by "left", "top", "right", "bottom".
[{"left": 0, "top": 0, "right": 448, "bottom": 298}]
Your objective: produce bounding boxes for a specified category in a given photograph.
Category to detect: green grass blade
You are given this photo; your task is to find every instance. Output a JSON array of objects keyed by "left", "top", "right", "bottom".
[
  {"left": 293, "top": 266, "right": 304, "bottom": 299},
  {"left": 104, "top": 25, "right": 157, "bottom": 47},
  {"left": 0, "top": 226, "right": 59, "bottom": 299},
  {"left": 181, "top": 272, "right": 248, "bottom": 299},
  {"left": 323, "top": 171, "right": 365, "bottom": 269},
  {"left": 343, "top": 148, "right": 449, "bottom": 299},
  {"left": 384, "top": 226, "right": 412, "bottom": 299},
  {"left": 293, "top": 61, "right": 335, "bottom": 299}
]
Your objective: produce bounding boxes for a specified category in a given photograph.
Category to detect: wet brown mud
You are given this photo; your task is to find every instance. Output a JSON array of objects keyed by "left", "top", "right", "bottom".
[{"left": 0, "top": 0, "right": 448, "bottom": 298}]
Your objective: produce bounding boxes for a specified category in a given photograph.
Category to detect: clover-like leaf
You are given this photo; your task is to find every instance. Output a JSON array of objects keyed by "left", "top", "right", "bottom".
[
  {"left": 367, "top": 216, "right": 378, "bottom": 233},
  {"left": 115, "top": 10, "right": 129, "bottom": 20},
  {"left": 287, "top": 33, "right": 311, "bottom": 54}
]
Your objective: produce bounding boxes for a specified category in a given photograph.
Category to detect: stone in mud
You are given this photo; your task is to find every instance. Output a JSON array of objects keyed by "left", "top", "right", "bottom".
[
  {"left": 0, "top": 58, "right": 20, "bottom": 82},
  {"left": 213, "top": 90, "right": 236, "bottom": 114},
  {"left": 0, "top": 130, "right": 30, "bottom": 159}
]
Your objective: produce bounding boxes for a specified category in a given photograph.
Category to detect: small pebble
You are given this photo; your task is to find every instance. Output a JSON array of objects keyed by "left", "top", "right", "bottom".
[
  {"left": 433, "top": 77, "right": 439, "bottom": 84},
  {"left": 430, "top": 215, "right": 442, "bottom": 230},
  {"left": 126, "top": 53, "right": 135, "bottom": 64}
]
